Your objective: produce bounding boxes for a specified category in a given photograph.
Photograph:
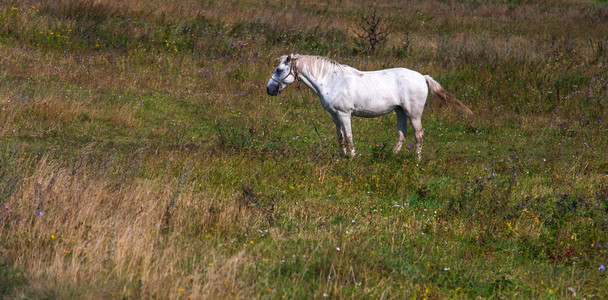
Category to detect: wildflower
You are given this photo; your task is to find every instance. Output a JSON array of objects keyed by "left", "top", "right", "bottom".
[
  {"left": 600, "top": 265, "right": 606, "bottom": 271},
  {"left": 209, "top": 262, "right": 214, "bottom": 266}
]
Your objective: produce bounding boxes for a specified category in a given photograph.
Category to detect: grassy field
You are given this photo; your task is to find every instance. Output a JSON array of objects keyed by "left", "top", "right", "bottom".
[{"left": 1, "top": 0, "right": 607, "bottom": 298}]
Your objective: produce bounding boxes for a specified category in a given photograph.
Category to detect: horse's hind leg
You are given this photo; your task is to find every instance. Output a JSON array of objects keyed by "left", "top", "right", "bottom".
[
  {"left": 393, "top": 108, "right": 408, "bottom": 153},
  {"left": 410, "top": 116, "right": 424, "bottom": 161}
]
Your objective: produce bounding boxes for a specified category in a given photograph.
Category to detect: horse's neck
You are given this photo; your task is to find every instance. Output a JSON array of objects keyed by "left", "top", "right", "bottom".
[
  {"left": 297, "top": 68, "right": 325, "bottom": 97},
  {"left": 296, "top": 61, "right": 357, "bottom": 97}
]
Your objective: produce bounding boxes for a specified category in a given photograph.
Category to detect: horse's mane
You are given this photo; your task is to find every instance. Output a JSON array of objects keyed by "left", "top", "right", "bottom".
[{"left": 290, "top": 55, "right": 358, "bottom": 79}]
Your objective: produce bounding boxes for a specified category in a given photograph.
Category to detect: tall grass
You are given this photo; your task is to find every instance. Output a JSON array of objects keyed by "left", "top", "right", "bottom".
[{"left": 1, "top": 0, "right": 607, "bottom": 298}]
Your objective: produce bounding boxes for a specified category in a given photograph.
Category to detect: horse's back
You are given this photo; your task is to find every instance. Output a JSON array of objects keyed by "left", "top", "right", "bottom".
[
  {"left": 361, "top": 67, "right": 426, "bottom": 91},
  {"left": 360, "top": 67, "right": 428, "bottom": 107}
]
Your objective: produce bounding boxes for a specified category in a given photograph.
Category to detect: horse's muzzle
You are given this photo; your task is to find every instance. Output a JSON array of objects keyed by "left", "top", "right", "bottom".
[{"left": 266, "top": 81, "right": 279, "bottom": 96}]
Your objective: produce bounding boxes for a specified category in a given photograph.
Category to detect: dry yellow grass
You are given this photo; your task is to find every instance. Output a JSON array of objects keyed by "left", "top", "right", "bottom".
[{"left": 2, "top": 155, "right": 276, "bottom": 298}]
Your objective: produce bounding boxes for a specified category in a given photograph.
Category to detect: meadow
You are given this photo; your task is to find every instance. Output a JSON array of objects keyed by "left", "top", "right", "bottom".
[{"left": 1, "top": 0, "right": 607, "bottom": 298}]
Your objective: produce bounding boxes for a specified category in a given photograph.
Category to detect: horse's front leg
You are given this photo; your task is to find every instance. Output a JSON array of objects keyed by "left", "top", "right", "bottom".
[
  {"left": 333, "top": 113, "right": 356, "bottom": 157},
  {"left": 331, "top": 114, "right": 347, "bottom": 157},
  {"left": 331, "top": 117, "right": 346, "bottom": 157}
]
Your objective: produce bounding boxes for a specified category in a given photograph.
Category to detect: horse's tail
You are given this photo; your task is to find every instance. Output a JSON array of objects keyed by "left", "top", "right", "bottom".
[{"left": 424, "top": 75, "right": 473, "bottom": 115}]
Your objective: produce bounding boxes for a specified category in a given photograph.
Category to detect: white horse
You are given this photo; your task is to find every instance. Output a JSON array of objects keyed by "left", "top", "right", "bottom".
[{"left": 266, "top": 54, "right": 472, "bottom": 160}]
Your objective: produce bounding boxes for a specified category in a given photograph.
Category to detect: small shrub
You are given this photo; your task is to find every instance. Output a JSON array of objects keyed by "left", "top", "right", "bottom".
[{"left": 356, "top": 8, "right": 389, "bottom": 55}]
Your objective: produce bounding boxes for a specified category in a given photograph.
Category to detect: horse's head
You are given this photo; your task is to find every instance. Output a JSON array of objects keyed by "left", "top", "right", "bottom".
[{"left": 267, "top": 54, "right": 297, "bottom": 96}]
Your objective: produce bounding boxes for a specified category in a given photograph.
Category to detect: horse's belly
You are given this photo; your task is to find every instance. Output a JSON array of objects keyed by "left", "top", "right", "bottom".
[
  {"left": 351, "top": 106, "right": 396, "bottom": 117},
  {"left": 351, "top": 94, "right": 400, "bottom": 117}
]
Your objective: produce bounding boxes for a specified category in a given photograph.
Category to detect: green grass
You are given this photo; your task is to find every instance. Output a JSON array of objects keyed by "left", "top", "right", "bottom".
[{"left": 1, "top": 0, "right": 607, "bottom": 298}]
